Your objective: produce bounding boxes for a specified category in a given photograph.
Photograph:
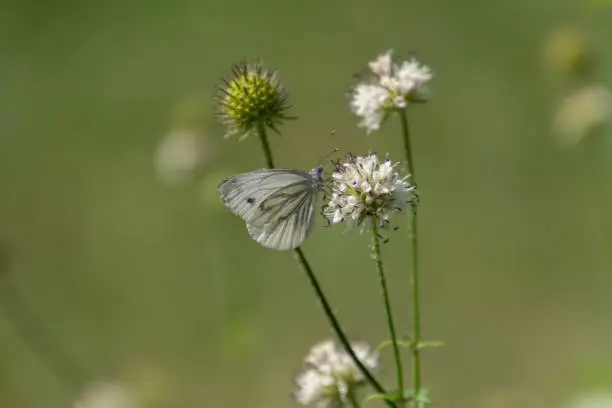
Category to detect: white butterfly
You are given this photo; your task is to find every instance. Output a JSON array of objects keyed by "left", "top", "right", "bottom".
[{"left": 218, "top": 167, "right": 325, "bottom": 250}]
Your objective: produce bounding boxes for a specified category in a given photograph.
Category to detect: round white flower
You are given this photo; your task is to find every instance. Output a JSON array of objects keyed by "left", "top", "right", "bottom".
[
  {"left": 154, "top": 128, "right": 211, "bottom": 185},
  {"left": 294, "top": 340, "right": 379, "bottom": 407},
  {"left": 74, "top": 382, "right": 137, "bottom": 408},
  {"left": 553, "top": 83, "right": 612, "bottom": 145},
  {"left": 565, "top": 392, "right": 612, "bottom": 408},
  {"left": 350, "top": 84, "right": 390, "bottom": 132},
  {"left": 294, "top": 368, "right": 341, "bottom": 408},
  {"left": 323, "top": 153, "right": 416, "bottom": 231},
  {"left": 350, "top": 50, "right": 433, "bottom": 133}
]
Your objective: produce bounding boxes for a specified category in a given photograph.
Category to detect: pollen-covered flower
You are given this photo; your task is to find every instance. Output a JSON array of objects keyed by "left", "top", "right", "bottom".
[
  {"left": 323, "top": 153, "right": 416, "bottom": 230},
  {"left": 351, "top": 50, "right": 433, "bottom": 133},
  {"left": 217, "top": 61, "right": 292, "bottom": 139},
  {"left": 294, "top": 340, "right": 379, "bottom": 407}
]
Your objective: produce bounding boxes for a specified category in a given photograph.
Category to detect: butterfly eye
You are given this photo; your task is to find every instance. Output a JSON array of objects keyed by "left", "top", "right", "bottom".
[{"left": 247, "top": 197, "right": 255, "bottom": 204}]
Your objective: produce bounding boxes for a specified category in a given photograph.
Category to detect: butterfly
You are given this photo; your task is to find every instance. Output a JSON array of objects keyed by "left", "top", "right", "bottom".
[{"left": 218, "top": 167, "right": 325, "bottom": 250}]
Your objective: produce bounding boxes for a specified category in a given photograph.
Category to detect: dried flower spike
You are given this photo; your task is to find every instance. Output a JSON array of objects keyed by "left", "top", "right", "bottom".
[{"left": 217, "top": 61, "right": 292, "bottom": 139}]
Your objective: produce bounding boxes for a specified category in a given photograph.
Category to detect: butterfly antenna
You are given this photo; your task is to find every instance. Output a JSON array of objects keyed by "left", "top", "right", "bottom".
[{"left": 316, "top": 147, "right": 339, "bottom": 167}]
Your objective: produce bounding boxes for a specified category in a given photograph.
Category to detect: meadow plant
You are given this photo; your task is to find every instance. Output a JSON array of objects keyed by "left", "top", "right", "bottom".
[{"left": 215, "top": 53, "right": 438, "bottom": 408}]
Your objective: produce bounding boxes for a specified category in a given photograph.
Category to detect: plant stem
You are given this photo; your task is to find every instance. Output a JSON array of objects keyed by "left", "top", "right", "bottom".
[
  {"left": 347, "top": 389, "right": 360, "bottom": 408},
  {"left": 398, "top": 109, "right": 415, "bottom": 178},
  {"left": 371, "top": 218, "right": 404, "bottom": 406},
  {"left": 254, "top": 122, "right": 395, "bottom": 408},
  {"left": 257, "top": 121, "right": 275, "bottom": 168},
  {"left": 294, "top": 248, "right": 393, "bottom": 406},
  {"left": 398, "top": 109, "right": 422, "bottom": 398}
]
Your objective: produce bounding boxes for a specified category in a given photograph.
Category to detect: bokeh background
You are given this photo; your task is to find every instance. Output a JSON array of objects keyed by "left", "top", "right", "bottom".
[{"left": 2, "top": 0, "right": 612, "bottom": 407}]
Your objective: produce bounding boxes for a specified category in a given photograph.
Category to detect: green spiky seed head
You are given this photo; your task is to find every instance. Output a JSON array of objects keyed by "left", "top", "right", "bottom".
[{"left": 217, "top": 62, "right": 292, "bottom": 139}]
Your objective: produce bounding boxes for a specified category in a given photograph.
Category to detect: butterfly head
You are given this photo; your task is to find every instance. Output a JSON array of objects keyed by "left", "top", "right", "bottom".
[{"left": 309, "top": 166, "right": 325, "bottom": 190}]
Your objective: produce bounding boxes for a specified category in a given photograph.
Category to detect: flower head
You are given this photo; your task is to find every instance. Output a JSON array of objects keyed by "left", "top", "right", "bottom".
[
  {"left": 564, "top": 392, "right": 612, "bottom": 408},
  {"left": 323, "top": 153, "right": 416, "bottom": 231},
  {"left": 294, "top": 340, "right": 379, "bottom": 407},
  {"left": 154, "top": 128, "right": 211, "bottom": 185},
  {"left": 553, "top": 83, "right": 612, "bottom": 145},
  {"left": 217, "top": 61, "right": 292, "bottom": 139},
  {"left": 294, "top": 368, "right": 340, "bottom": 408},
  {"left": 351, "top": 50, "right": 433, "bottom": 133},
  {"left": 543, "top": 26, "right": 596, "bottom": 78},
  {"left": 74, "top": 382, "right": 137, "bottom": 408}
]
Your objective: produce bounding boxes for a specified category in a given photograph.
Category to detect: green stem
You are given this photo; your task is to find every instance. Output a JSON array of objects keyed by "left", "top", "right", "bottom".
[
  {"left": 398, "top": 109, "right": 415, "bottom": 177},
  {"left": 294, "top": 248, "right": 393, "bottom": 407},
  {"left": 257, "top": 121, "right": 275, "bottom": 168},
  {"left": 371, "top": 218, "right": 404, "bottom": 406},
  {"left": 398, "top": 109, "right": 422, "bottom": 397},
  {"left": 254, "top": 123, "right": 395, "bottom": 408},
  {"left": 347, "top": 389, "right": 360, "bottom": 408}
]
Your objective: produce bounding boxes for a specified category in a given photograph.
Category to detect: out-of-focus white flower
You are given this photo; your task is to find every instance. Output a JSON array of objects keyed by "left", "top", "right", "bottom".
[
  {"left": 565, "top": 392, "right": 612, "bottom": 408},
  {"left": 154, "top": 128, "right": 211, "bottom": 185},
  {"left": 74, "top": 382, "right": 137, "bottom": 408},
  {"left": 351, "top": 50, "right": 433, "bottom": 133},
  {"left": 553, "top": 83, "right": 612, "bottom": 145},
  {"left": 304, "top": 340, "right": 378, "bottom": 383},
  {"left": 323, "top": 153, "right": 416, "bottom": 231},
  {"left": 294, "top": 340, "right": 379, "bottom": 407},
  {"left": 294, "top": 368, "right": 340, "bottom": 408},
  {"left": 350, "top": 84, "right": 390, "bottom": 133}
]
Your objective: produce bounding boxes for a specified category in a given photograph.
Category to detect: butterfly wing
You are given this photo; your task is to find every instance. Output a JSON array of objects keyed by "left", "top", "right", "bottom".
[
  {"left": 246, "top": 188, "right": 316, "bottom": 250},
  {"left": 218, "top": 169, "right": 311, "bottom": 224},
  {"left": 218, "top": 169, "right": 319, "bottom": 250}
]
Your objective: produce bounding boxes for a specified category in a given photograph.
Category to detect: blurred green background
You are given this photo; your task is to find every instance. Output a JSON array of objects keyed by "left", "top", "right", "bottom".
[{"left": 2, "top": 0, "right": 612, "bottom": 407}]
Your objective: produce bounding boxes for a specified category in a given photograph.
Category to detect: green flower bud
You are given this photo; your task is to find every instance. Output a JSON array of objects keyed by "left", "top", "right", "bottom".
[{"left": 217, "top": 61, "right": 292, "bottom": 139}]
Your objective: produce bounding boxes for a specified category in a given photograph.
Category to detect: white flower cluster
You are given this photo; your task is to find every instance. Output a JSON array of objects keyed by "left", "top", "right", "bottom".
[
  {"left": 323, "top": 153, "right": 416, "bottom": 231},
  {"left": 74, "top": 382, "right": 137, "bottom": 408},
  {"left": 553, "top": 83, "right": 612, "bottom": 145},
  {"left": 294, "top": 340, "right": 379, "bottom": 407},
  {"left": 351, "top": 50, "right": 433, "bottom": 133},
  {"left": 564, "top": 392, "right": 612, "bottom": 408},
  {"left": 154, "top": 128, "right": 210, "bottom": 185}
]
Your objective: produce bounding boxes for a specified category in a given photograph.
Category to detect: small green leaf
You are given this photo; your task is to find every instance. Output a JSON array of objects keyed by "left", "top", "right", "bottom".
[
  {"left": 416, "top": 341, "right": 446, "bottom": 350},
  {"left": 361, "top": 392, "right": 399, "bottom": 408},
  {"left": 400, "top": 388, "right": 431, "bottom": 407},
  {"left": 376, "top": 338, "right": 414, "bottom": 352}
]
